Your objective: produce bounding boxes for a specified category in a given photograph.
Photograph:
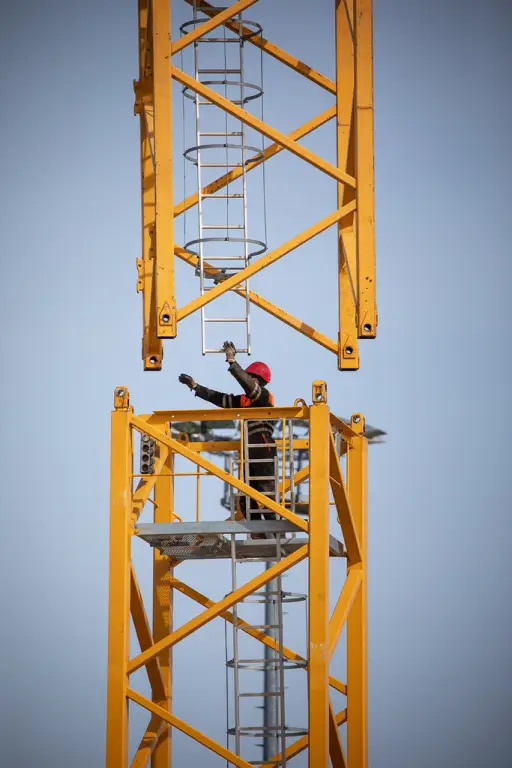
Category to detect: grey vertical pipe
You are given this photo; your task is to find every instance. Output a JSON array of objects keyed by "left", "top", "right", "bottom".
[
  {"left": 263, "top": 569, "right": 279, "bottom": 762},
  {"left": 264, "top": 449, "right": 281, "bottom": 761}
]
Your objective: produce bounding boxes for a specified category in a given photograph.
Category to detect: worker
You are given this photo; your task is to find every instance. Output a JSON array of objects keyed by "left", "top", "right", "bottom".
[{"left": 179, "top": 341, "right": 276, "bottom": 531}]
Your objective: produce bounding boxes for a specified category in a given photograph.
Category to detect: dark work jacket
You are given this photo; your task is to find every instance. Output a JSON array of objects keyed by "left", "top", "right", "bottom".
[{"left": 194, "top": 362, "right": 275, "bottom": 438}]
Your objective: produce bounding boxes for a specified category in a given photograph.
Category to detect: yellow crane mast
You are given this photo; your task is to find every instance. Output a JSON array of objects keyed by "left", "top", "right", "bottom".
[{"left": 106, "top": 2, "right": 376, "bottom": 766}]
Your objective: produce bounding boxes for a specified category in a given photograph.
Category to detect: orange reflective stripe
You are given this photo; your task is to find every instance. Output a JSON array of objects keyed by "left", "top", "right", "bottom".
[{"left": 240, "top": 391, "right": 274, "bottom": 408}]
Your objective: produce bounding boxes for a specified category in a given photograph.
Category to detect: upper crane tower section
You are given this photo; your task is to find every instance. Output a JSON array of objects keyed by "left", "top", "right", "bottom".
[{"left": 134, "top": 0, "right": 376, "bottom": 371}]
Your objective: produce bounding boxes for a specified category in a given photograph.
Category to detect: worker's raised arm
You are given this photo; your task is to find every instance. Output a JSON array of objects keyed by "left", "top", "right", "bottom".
[
  {"left": 178, "top": 373, "right": 240, "bottom": 408},
  {"left": 223, "top": 342, "right": 261, "bottom": 400},
  {"left": 228, "top": 361, "right": 261, "bottom": 399}
]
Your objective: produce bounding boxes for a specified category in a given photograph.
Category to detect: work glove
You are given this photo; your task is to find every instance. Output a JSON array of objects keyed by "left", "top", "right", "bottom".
[
  {"left": 223, "top": 340, "right": 237, "bottom": 364},
  {"left": 179, "top": 373, "right": 197, "bottom": 390}
]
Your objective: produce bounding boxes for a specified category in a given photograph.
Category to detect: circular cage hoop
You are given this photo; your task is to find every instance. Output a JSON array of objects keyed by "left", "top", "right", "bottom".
[
  {"left": 182, "top": 80, "right": 263, "bottom": 106},
  {"left": 179, "top": 18, "right": 263, "bottom": 41},
  {"left": 183, "top": 142, "right": 264, "bottom": 166},
  {"left": 184, "top": 236, "right": 267, "bottom": 260},
  {"left": 226, "top": 657, "right": 307, "bottom": 671}
]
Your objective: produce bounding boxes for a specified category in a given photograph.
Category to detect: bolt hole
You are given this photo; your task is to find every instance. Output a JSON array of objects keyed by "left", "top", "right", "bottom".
[
  {"left": 363, "top": 324, "right": 372, "bottom": 333},
  {"left": 117, "top": 388, "right": 125, "bottom": 396},
  {"left": 345, "top": 346, "right": 353, "bottom": 355},
  {"left": 353, "top": 415, "right": 361, "bottom": 423},
  {"left": 162, "top": 314, "right": 170, "bottom": 323},
  {"left": 149, "top": 356, "right": 158, "bottom": 364}
]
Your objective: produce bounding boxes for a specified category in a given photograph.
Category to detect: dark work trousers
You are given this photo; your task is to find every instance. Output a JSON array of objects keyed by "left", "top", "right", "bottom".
[{"left": 243, "top": 432, "right": 277, "bottom": 521}]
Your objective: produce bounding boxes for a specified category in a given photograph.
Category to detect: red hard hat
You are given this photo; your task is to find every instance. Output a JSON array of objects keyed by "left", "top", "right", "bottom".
[{"left": 245, "top": 361, "right": 271, "bottom": 383}]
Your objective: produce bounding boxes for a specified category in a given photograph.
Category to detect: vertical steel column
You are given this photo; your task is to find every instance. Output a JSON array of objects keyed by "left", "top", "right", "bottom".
[
  {"left": 308, "top": 383, "right": 330, "bottom": 767},
  {"left": 153, "top": 0, "right": 176, "bottom": 338},
  {"left": 136, "top": 0, "right": 163, "bottom": 370},
  {"left": 152, "top": 447, "right": 174, "bottom": 767},
  {"left": 106, "top": 388, "right": 133, "bottom": 767},
  {"left": 335, "top": 0, "right": 358, "bottom": 370},
  {"left": 354, "top": 0, "right": 376, "bottom": 338},
  {"left": 346, "top": 414, "right": 368, "bottom": 767}
]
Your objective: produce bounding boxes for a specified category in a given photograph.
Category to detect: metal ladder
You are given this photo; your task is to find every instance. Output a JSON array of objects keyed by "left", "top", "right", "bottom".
[
  {"left": 225, "top": 419, "right": 310, "bottom": 766},
  {"left": 221, "top": 422, "right": 309, "bottom": 517},
  {"left": 181, "top": 5, "right": 266, "bottom": 355}
]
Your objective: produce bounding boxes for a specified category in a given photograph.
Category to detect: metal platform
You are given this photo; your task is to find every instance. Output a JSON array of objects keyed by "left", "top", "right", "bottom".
[{"left": 136, "top": 522, "right": 345, "bottom": 561}]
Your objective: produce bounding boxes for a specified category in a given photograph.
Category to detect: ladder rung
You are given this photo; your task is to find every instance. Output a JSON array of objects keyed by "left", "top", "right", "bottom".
[
  {"left": 237, "top": 624, "right": 279, "bottom": 630},
  {"left": 238, "top": 692, "right": 281, "bottom": 697},
  {"left": 197, "top": 37, "right": 241, "bottom": 43},
  {"left": 199, "top": 131, "right": 243, "bottom": 136},
  {"left": 203, "top": 280, "right": 249, "bottom": 287},
  {"left": 204, "top": 318, "right": 247, "bottom": 323},
  {"left": 201, "top": 193, "right": 244, "bottom": 198},
  {"left": 205, "top": 347, "right": 249, "bottom": 353},
  {"left": 202, "top": 224, "right": 244, "bottom": 229},
  {"left": 200, "top": 162, "right": 244, "bottom": 167},
  {"left": 198, "top": 101, "right": 244, "bottom": 106},
  {"left": 198, "top": 69, "right": 242, "bottom": 74},
  {"left": 202, "top": 256, "right": 247, "bottom": 261}
]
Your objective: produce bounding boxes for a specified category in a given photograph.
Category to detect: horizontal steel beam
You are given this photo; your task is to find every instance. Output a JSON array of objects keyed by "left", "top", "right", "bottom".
[{"left": 139, "top": 405, "right": 309, "bottom": 425}]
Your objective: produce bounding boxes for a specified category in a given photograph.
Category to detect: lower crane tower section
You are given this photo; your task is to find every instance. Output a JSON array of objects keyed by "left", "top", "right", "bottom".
[{"left": 106, "top": 383, "right": 368, "bottom": 767}]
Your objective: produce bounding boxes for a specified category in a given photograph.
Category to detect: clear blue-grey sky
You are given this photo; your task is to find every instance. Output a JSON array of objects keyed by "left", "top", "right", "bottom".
[{"left": 1, "top": 0, "right": 511, "bottom": 766}]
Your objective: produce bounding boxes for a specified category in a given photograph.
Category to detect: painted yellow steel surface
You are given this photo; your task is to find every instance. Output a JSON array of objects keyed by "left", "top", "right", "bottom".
[
  {"left": 176, "top": 204, "right": 356, "bottom": 323},
  {"left": 130, "top": 566, "right": 167, "bottom": 701},
  {"left": 184, "top": 0, "right": 337, "bottom": 94},
  {"left": 336, "top": 0, "right": 359, "bottom": 369},
  {"left": 172, "top": 66, "right": 356, "bottom": 187},
  {"left": 134, "top": 0, "right": 377, "bottom": 370},
  {"left": 153, "top": 0, "right": 176, "bottom": 340},
  {"left": 152, "top": 447, "right": 173, "bottom": 766},
  {"left": 355, "top": 0, "right": 377, "bottom": 338},
  {"left": 131, "top": 715, "right": 166, "bottom": 768},
  {"left": 347, "top": 415, "right": 368, "bottom": 768},
  {"left": 127, "top": 688, "right": 254, "bottom": 768},
  {"left": 136, "top": 0, "right": 162, "bottom": 370},
  {"left": 128, "top": 546, "right": 309, "bottom": 675},
  {"left": 106, "top": 393, "right": 133, "bottom": 767},
  {"left": 174, "top": 105, "right": 336, "bottom": 218},
  {"left": 308, "top": 398, "right": 331, "bottom": 766},
  {"left": 171, "top": 0, "right": 258, "bottom": 54},
  {"left": 170, "top": 575, "right": 347, "bottom": 695},
  {"left": 105, "top": 384, "right": 368, "bottom": 766}
]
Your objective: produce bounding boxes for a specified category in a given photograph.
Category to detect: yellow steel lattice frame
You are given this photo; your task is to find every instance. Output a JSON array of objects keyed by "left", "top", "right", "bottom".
[
  {"left": 106, "top": 383, "right": 368, "bottom": 767},
  {"left": 134, "top": 0, "right": 376, "bottom": 371}
]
